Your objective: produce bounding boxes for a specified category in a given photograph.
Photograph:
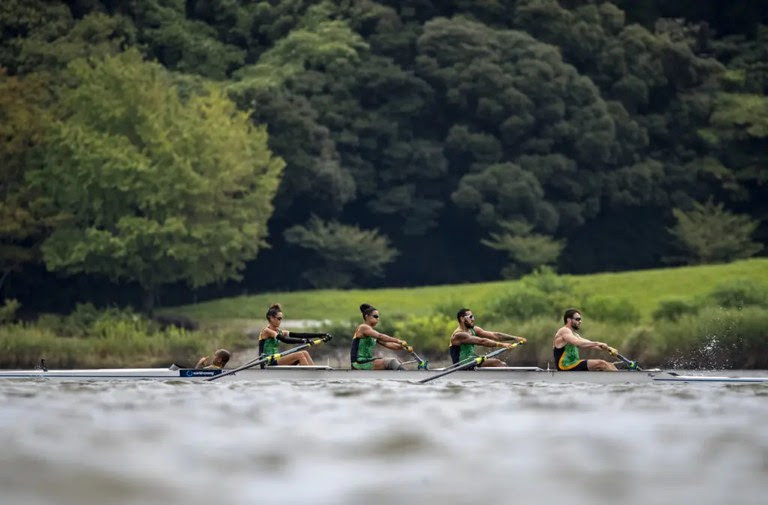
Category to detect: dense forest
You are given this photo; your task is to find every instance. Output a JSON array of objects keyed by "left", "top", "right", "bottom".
[{"left": 1, "top": 0, "right": 767, "bottom": 313}]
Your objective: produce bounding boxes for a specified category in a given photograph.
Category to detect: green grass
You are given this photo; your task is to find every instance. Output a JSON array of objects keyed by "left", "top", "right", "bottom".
[{"left": 167, "top": 258, "right": 768, "bottom": 324}]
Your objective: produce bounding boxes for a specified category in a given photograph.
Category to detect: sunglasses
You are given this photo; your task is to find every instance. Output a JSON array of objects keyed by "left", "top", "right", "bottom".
[
  {"left": 371, "top": 314, "right": 380, "bottom": 319},
  {"left": 572, "top": 317, "right": 582, "bottom": 321},
  {"left": 272, "top": 316, "right": 282, "bottom": 321},
  {"left": 465, "top": 314, "right": 474, "bottom": 320}
]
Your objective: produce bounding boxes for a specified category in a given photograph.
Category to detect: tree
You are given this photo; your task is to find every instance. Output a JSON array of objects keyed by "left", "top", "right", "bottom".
[
  {"left": 283, "top": 215, "right": 398, "bottom": 288},
  {"left": 29, "top": 50, "right": 284, "bottom": 312},
  {"left": 481, "top": 220, "right": 564, "bottom": 278},
  {"left": 0, "top": 70, "right": 59, "bottom": 293},
  {"left": 668, "top": 200, "right": 762, "bottom": 264}
]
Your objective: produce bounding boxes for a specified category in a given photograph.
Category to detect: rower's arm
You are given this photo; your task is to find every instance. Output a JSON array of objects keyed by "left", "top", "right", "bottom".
[
  {"left": 360, "top": 325, "right": 408, "bottom": 348},
  {"left": 474, "top": 327, "right": 526, "bottom": 344},
  {"left": 563, "top": 331, "right": 609, "bottom": 351},
  {"left": 277, "top": 331, "right": 327, "bottom": 344},
  {"left": 379, "top": 341, "right": 406, "bottom": 350},
  {"left": 454, "top": 331, "right": 511, "bottom": 349}
]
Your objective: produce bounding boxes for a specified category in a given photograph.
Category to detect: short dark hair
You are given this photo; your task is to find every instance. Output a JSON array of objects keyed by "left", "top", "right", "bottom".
[
  {"left": 457, "top": 308, "right": 471, "bottom": 321},
  {"left": 563, "top": 308, "right": 581, "bottom": 324},
  {"left": 360, "top": 303, "right": 377, "bottom": 318},
  {"left": 214, "top": 349, "right": 230, "bottom": 365}
]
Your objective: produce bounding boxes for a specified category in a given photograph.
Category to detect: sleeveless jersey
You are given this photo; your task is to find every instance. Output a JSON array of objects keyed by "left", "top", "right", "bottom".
[
  {"left": 351, "top": 327, "right": 376, "bottom": 364},
  {"left": 553, "top": 342, "right": 582, "bottom": 370},
  {"left": 449, "top": 327, "right": 477, "bottom": 364},
  {"left": 259, "top": 327, "right": 282, "bottom": 366}
]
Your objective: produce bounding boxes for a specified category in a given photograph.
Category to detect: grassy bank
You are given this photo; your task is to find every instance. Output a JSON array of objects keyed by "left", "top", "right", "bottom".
[
  {"left": 168, "top": 259, "right": 768, "bottom": 323},
  {"left": 3, "top": 259, "right": 767, "bottom": 369}
]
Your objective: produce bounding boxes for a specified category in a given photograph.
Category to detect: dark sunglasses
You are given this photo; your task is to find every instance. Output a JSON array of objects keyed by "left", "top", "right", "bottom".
[
  {"left": 371, "top": 314, "right": 380, "bottom": 319},
  {"left": 572, "top": 317, "right": 582, "bottom": 321},
  {"left": 465, "top": 314, "right": 474, "bottom": 320},
  {"left": 272, "top": 316, "right": 282, "bottom": 321}
]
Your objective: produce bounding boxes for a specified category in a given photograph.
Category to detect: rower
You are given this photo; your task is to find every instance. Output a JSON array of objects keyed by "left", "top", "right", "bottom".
[
  {"left": 450, "top": 308, "right": 525, "bottom": 367},
  {"left": 195, "top": 349, "right": 231, "bottom": 369},
  {"left": 553, "top": 309, "right": 618, "bottom": 371},
  {"left": 259, "top": 304, "right": 329, "bottom": 367},
  {"left": 351, "top": 304, "right": 411, "bottom": 370}
]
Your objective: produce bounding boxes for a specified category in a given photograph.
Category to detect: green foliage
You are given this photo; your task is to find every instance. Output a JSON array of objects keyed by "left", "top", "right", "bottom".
[
  {"left": 284, "top": 216, "right": 398, "bottom": 288},
  {"left": 0, "top": 299, "right": 20, "bottom": 323},
  {"left": 34, "top": 303, "right": 145, "bottom": 338},
  {"left": 705, "top": 279, "right": 768, "bottom": 309},
  {"left": 0, "top": 322, "right": 250, "bottom": 369},
  {"left": 1, "top": 0, "right": 767, "bottom": 305},
  {"left": 654, "top": 307, "right": 768, "bottom": 369},
  {"left": 652, "top": 298, "right": 700, "bottom": 321},
  {"left": 481, "top": 220, "right": 565, "bottom": 278},
  {"left": 668, "top": 199, "right": 762, "bottom": 264},
  {"left": 580, "top": 296, "right": 641, "bottom": 324},
  {"left": 29, "top": 50, "right": 284, "bottom": 310},
  {"left": 0, "top": 70, "right": 52, "bottom": 285},
  {"left": 488, "top": 268, "right": 578, "bottom": 322},
  {"left": 129, "top": 0, "right": 244, "bottom": 79},
  {"left": 391, "top": 314, "right": 455, "bottom": 354}
]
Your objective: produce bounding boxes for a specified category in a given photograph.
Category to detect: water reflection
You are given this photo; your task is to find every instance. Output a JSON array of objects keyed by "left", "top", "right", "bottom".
[{"left": 1, "top": 380, "right": 766, "bottom": 505}]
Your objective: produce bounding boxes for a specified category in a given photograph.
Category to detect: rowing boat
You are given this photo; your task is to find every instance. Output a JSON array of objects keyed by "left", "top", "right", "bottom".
[{"left": 0, "top": 366, "right": 766, "bottom": 383}]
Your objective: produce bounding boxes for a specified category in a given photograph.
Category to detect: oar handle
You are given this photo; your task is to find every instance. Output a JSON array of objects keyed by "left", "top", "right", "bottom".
[{"left": 608, "top": 348, "right": 639, "bottom": 371}]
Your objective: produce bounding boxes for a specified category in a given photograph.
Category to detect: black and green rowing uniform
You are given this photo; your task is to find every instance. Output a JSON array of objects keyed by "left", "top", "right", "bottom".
[
  {"left": 351, "top": 327, "right": 377, "bottom": 370},
  {"left": 553, "top": 342, "right": 588, "bottom": 371},
  {"left": 258, "top": 327, "right": 282, "bottom": 367},
  {"left": 449, "top": 327, "right": 478, "bottom": 364}
]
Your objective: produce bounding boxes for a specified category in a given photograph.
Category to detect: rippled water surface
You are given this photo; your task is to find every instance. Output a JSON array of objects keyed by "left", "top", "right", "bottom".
[{"left": 1, "top": 378, "right": 766, "bottom": 505}]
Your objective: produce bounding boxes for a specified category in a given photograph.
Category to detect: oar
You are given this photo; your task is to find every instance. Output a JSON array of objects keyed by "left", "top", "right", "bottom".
[
  {"left": 607, "top": 348, "right": 676, "bottom": 375},
  {"left": 418, "top": 342, "right": 523, "bottom": 384},
  {"left": 402, "top": 344, "right": 429, "bottom": 370},
  {"left": 206, "top": 335, "right": 332, "bottom": 382},
  {"left": 608, "top": 348, "right": 643, "bottom": 371}
]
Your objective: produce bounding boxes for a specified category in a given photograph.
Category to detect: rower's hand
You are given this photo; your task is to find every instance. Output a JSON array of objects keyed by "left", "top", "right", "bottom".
[
  {"left": 403, "top": 345, "right": 414, "bottom": 353},
  {"left": 517, "top": 337, "right": 527, "bottom": 344},
  {"left": 602, "top": 344, "right": 616, "bottom": 353},
  {"left": 502, "top": 342, "right": 516, "bottom": 349}
]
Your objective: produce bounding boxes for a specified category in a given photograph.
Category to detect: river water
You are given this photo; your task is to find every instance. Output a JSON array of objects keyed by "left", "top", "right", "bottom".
[{"left": 1, "top": 378, "right": 766, "bottom": 505}]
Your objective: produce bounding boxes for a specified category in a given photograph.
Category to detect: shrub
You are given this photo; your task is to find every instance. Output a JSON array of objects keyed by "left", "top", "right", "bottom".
[
  {"left": 0, "top": 299, "right": 20, "bottom": 323},
  {"left": 581, "top": 296, "right": 641, "bottom": 324},
  {"left": 488, "top": 284, "right": 554, "bottom": 322},
  {"left": 653, "top": 298, "right": 700, "bottom": 321},
  {"left": 705, "top": 279, "right": 768, "bottom": 309},
  {"left": 653, "top": 307, "right": 768, "bottom": 369},
  {"left": 391, "top": 314, "right": 456, "bottom": 355}
]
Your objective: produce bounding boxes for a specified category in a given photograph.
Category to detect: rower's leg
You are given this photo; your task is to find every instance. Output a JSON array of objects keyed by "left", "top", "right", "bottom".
[
  {"left": 587, "top": 359, "right": 618, "bottom": 371},
  {"left": 277, "top": 351, "right": 314, "bottom": 366},
  {"left": 372, "top": 358, "right": 403, "bottom": 370},
  {"left": 480, "top": 358, "right": 507, "bottom": 367}
]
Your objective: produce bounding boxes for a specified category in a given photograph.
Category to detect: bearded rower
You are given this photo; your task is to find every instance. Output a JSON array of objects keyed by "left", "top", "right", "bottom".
[
  {"left": 553, "top": 308, "right": 617, "bottom": 371},
  {"left": 450, "top": 308, "right": 526, "bottom": 367}
]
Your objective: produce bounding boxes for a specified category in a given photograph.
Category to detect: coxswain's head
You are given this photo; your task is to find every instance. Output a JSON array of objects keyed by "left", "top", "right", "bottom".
[{"left": 212, "top": 349, "right": 231, "bottom": 368}]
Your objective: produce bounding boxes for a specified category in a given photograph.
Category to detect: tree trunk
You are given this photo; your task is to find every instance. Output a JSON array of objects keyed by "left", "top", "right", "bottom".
[{"left": 143, "top": 288, "right": 156, "bottom": 316}]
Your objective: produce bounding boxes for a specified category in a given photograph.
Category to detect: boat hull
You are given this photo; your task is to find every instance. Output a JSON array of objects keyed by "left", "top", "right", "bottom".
[{"left": 0, "top": 366, "right": 766, "bottom": 384}]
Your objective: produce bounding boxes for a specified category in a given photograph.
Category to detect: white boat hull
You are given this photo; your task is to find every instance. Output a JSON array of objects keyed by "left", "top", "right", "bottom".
[{"left": 0, "top": 366, "right": 766, "bottom": 384}]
